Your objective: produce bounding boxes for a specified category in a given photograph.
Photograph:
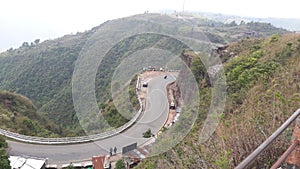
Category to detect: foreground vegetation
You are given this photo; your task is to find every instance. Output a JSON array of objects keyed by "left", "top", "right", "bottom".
[
  {"left": 0, "top": 136, "right": 10, "bottom": 169},
  {"left": 137, "top": 33, "right": 300, "bottom": 168}
]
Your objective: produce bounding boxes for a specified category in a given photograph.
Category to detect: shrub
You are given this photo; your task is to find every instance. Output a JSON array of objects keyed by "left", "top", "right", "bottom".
[
  {"left": 143, "top": 128, "right": 152, "bottom": 138},
  {"left": 115, "top": 159, "right": 126, "bottom": 169}
]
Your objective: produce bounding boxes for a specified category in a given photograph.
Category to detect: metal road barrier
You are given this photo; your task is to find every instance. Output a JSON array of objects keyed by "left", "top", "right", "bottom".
[
  {"left": 235, "top": 108, "right": 300, "bottom": 169},
  {"left": 0, "top": 82, "right": 144, "bottom": 145},
  {"left": 271, "top": 140, "right": 298, "bottom": 169}
]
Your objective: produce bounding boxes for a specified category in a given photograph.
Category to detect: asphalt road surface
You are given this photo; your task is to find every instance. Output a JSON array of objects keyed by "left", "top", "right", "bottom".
[{"left": 7, "top": 73, "right": 177, "bottom": 165}]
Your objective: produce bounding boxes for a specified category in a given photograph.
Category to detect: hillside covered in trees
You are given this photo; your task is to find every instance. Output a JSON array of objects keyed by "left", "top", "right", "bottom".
[
  {"left": 0, "top": 13, "right": 287, "bottom": 137},
  {"left": 0, "top": 91, "right": 63, "bottom": 137},
  {"left": 0, "top": 12, "right": 297, "bottom": 168}
]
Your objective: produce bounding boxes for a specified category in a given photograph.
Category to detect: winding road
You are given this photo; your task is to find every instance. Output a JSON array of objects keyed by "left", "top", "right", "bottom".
[{"left": 7, "top": 73, "right": 177, "bottom": 165}]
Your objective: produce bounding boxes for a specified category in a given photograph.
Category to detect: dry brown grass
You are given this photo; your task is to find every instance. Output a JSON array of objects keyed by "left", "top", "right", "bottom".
[
  {"left": 136, "top": 33, "right": 300, "bottom": 169},
  {"left": 203, "top": 33, "right": 300, "bottom": 168}
]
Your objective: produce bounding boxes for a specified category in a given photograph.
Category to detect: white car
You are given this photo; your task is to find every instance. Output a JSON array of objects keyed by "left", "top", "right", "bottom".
[{"left": 142, "top": 82, "right": 148, "bottom": 87}]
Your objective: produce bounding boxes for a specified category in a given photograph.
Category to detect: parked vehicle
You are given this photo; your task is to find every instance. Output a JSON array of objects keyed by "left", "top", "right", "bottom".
[
  {"left": 169, "top": 101, "right": 175, "bottom": 109},
  {"left": 142, "top": 82, "right": 148, "bottom": 87}
]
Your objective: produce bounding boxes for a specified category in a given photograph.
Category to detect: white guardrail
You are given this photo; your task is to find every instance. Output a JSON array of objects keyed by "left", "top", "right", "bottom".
[{"left": 0, "top": 82, "right": 143, "bottom": 145}]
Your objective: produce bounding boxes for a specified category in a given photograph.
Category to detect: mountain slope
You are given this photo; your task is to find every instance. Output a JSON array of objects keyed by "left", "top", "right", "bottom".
[
  {"left": 136, "top": 33, "right": 300, "bottom": 168},
  {"left": 0, "top": 13, "right": 288, "bottom": 136},
  {"left": 0, "top": 91, "right": 62, "bottom": 137},
  {"left": 0, "top": 34, "right": 88, "bottom": 135}
]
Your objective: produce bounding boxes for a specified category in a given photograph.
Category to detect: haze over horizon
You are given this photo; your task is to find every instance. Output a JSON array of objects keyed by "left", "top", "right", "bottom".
[{"left": 1, "top": 0, "right": 300, "bottom": 52}]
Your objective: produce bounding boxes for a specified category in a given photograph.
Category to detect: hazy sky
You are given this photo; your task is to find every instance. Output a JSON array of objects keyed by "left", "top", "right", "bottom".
[{"left": 1, "top": 0, "right": 299, "bottom": 52}]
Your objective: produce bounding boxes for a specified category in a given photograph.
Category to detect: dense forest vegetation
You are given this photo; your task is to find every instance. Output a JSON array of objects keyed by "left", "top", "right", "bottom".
[{"left": 0, "top": 90, "right": 63, "bottom": 136}]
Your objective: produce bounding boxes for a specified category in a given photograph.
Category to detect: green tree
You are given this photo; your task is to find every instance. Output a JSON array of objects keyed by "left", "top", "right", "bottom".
[
  {"left": 34, "top": 39, "right": 40, "bottom": 45},
  {"left": 190, "top": 56, "right": 205, "bottom": 82},
  {"left": 143, "top": 128, "right": 152, "bottom": 138},
  {"left": 0, "top": 136, "right": 10, "bottom": 169},
  {"left": 227, "top": 21, "right": 237, "bottom": 27},
  {"left": 0, "top": 136, "right": 7, "bottom": 148},
  {"left": 22, "top": 117, "right": 35, "bottom": 131},
  {"left": 115, "top": 159, "right": 126, "bottom": 169},
  {"left": 21, "top": 42, "right": 29, "bottom": 47}
]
